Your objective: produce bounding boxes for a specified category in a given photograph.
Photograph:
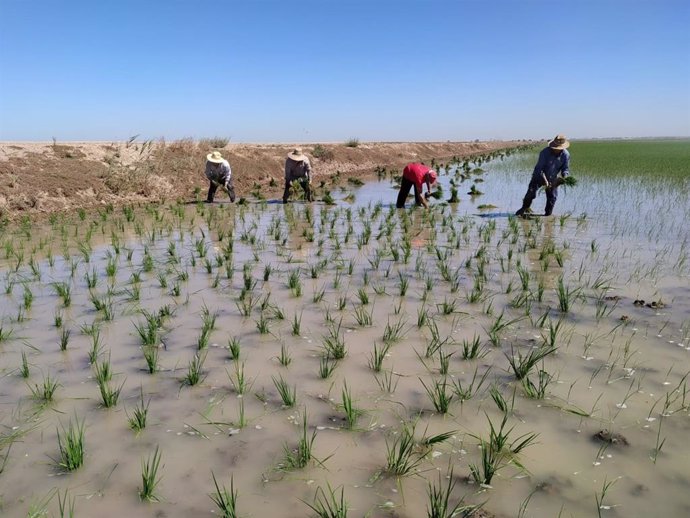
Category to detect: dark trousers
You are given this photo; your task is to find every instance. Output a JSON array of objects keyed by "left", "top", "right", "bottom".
[
  {"left": 396, "top": 177, "right": 423, "bottom": 208},
  {"left": 283, "top": 177, "right": 312, "bottom": 203},
  {"left": 207, "top": 177, "right": 236, "bottom": 202},
  {"left": 520, "top": 175, "right": 559, "bottom": 215}
]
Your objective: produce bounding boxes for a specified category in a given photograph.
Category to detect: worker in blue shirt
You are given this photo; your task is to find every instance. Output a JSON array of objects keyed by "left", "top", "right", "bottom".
[{"left": 516, "top": 134, "right": 570, "bottom": 217}]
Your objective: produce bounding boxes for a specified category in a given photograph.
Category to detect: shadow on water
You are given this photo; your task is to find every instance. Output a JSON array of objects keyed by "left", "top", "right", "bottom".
[{"left": 476, "top": 211, "right": 516, "bottom": 219}]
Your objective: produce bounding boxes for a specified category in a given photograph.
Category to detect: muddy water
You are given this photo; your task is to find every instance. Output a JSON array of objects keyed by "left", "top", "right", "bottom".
[{"left": 1, "top": 155, "right": 689, "bottom": 517}]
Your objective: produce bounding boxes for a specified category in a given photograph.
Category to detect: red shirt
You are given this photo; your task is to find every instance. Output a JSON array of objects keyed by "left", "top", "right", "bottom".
[{"left": 403, "top": 163, "right": 432, "bottom": 190}]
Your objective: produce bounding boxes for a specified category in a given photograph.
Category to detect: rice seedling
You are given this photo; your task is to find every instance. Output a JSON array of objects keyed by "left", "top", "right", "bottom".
[
  {"left": 277, "top": 343, "right": 292, "bottom": 366},
  {"left": 385, "top": 423, "right": 423, "bottom": 476},
  {"left": 139, "top": 446, "right": 163, "bottom": 501},
  {"left": 417, "top": 305, "right": 429, "bottom": 328},
  {"left": 382, "top": 316, "right": 407, "bottom": 343},
  {"left": 282, "top": 412, "right": 322, "bottom": 470},
  {"left": 318, "top": 356, "right": 338, "bottom": 379},
  {"left": 521, "top": 368, "right": 552, "bottom": 399},
  {"left": 356, "top": 287, "right": 369, "bottom": 305},
  {"left": 420, "top": 377, "right": 454, "bottom": 414},
  {"left": 98, "top": 377, "right": 125, "bottom": 408},
  {"left": 0, "top": 324, "right": 14, "bottom": 342},
  {"left": 255, "top": 313, "right": 271, "bottom": 334},
  {"left": 142, "top": 344, "right": 160, "bottom": 374},
  {"left": 304, "top": 484, "right": 348, "bottom": 518},
  {"left": 542, "top": 317, "right": 567, "bottom": 349},
  {"left": 322, "top": 320, "right": 346, "bottom": 359},
  {"left": 93, "top": 353, "right": 113, "bottom": 384},
  {"left": 469, "top": 414, "right": 538, "bottom": 485},
  {"left": 134, "top": 315, "right": 160, "bottom": 347},
  {"left": 272, "top": 375, "right": 297, "bottom": 407},
  {"left": 56, "top": 488, "right": 76, "bottom": 518},
  {"left": 22, "top": 286, "right": 33, "bottom": 311},
  {"left": 210, "top": 472, "right": 239, "bottom": 518},
  {"left": 352, "top": 304, "right": 373, "bottom": 326},
  {"left": 594, "top": 477, "right": 618, "bottom": 518},
  {"left": 287, "top": 268, "right": 301, "bottom": 290},
  {"left": 555, "top": 276, "right": 581, "bottom": 313},
  {"left": 453, "top": 366, "right": 491, "bottom": 403},
  {"left": 489, "top": 385, "right": 514, "bottom": 414},
  {"left": 426, "top": 467, "right": 476, "bottom": 518},
  {"left": 53, "top": 281, "right": 72, "bottom": 306},
  {"left": 485, "top": 311, "right": 523, "bottom": 347},
  {"left": 54, "top": 310, "right": 63, "bottom": 328},
  {"left": 341, "top": 382, "right": 361, "bottom": 429},
  {"left": 374, "top": 369, "right": 400, "bottom": 394},
  {"left": 424, "top": 319, "right": 453, "bottom": 358},
  {"left": 30, "top": 373, "right": 60, "bottom": 402},
  {"left": 182, "top": 351, "right": 207, "bottom": 386},
  {"left": 368, "top": 341, "right": 391, "bottom": 372},
  {"left": 228, "top": 362, "right": 253, "bottom": 395},
  {"left": 461, "top": 334, "right": 487, "bottom": 360},
  {"left": 55, "top": 416, "right": 85, "bottom": 471},
  {"left": 127, "top": 387, "right": 150, "bottom": 433},
  {"left": 505, "top": 345, "right": 557, "bottom": 380},
  {"left": 20, "top": 350, "right": 30, "bottom": 378}
]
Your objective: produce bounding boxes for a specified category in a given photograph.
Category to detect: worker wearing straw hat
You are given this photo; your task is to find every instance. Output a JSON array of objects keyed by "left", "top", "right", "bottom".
[
  {"left": 396, "top": 162, "right": 438, "bottom": 209},
  {"left": 204, "top": 151, "right": 235, "bottom": 203},
  {"left": 515, "top": 134, "right": 570, "bottom": 217},
  {"left": 283, "top": 147, "right": 313, "bottom": 203}
]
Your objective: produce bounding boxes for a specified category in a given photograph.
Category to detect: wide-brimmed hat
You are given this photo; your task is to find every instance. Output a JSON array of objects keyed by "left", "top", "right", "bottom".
[
  {"left": 427, "top": 170, "right": 438, "bottom": 184},
  {"left": 207, "top": 151, "right": 225, "bottom": 163},
  {"left": 287, "top": 148, "right": 307, "bottom": 161},
  {"left": 548, "top": 134, "right": 570, "bottom": 150}
]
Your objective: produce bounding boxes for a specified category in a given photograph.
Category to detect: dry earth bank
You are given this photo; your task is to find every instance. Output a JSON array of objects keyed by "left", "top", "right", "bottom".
[{"left": 0, "top": 140, "right": 531, "bottom": 220}]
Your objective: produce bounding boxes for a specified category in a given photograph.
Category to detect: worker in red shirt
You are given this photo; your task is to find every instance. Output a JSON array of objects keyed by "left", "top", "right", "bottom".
[{"left": 396, "top": 162, "right": 438, "bottom": 208}]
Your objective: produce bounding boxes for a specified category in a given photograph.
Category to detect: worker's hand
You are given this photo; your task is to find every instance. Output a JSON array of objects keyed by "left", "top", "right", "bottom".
[{"left": 424, "top": 192, "right": 431, "bottom": 199}]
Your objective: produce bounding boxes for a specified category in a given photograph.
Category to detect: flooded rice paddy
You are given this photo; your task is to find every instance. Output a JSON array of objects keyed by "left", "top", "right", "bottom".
[{"left": 1, "top": 144, "right": 689, "bottom": 517}]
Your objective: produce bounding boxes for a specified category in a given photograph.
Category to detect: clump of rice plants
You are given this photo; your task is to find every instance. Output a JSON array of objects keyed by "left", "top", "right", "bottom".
[
  {"left": 282, "top": 412, "right": 319, "bottom": 470},
  {"left": 426, "top": 467, "right": 477, "bottom": 518},
  {"left": 505, "top": 345, "right": 557, "bottom": 380},
  {"left": 420, "top": 377, "right": 454, "bottom": 414},
  {"left": 322, "top": 320, "right": 346, "bottom": 359},
  {"left": 19, "top": 350, "right": 30, "bottom": 378},
  {"left": 55, "top": 416, "right": 85, "bottom": 471},
  {"left": 29, "top": 373, "right": 60, "bottom": 402},
  {"left": 272, "top": 375, "right": 297, "bottom": 407},
  {"left": 318, "top": 356, "right": 338, "bottom": 379},
  {"left": 304, "top": 484, "right": 348, "bottom": 518},
  {"left": 182, "top": 352, "right": 207, "bottom": 386},
  {"left": 227, "top": 336, "right": 241, "bottom": 361},
  {"left": 385, "top": 426, "right": 421, "bottom": 477},
  {"left": 127, "top": 387, "right": 150, "bottom": 433},
  {"left": 139, "top": 446, "right": 163, "bottom": 501},
  {"left": 210, "top": 472, "right": 239, "bottom": 518},
  {"left": 341, "top": 382, "right": 362, "bottom": 429},
  {"left": 469, "top": 414, "right": 538, "bottom": 485}
]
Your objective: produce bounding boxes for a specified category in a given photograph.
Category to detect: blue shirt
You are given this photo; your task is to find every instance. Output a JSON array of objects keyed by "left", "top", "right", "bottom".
[{"left": 533, "top": 148, "right": 570, "bottom": 181}]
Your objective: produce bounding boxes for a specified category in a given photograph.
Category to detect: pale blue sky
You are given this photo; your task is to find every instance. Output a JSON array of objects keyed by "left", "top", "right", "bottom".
[{"left": 1, "top": 0, "right": 688, "bottom": 142}]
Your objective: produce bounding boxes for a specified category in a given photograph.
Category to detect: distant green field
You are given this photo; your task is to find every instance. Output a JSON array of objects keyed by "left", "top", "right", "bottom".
[{"left": 569, "top": 139, "right": 690, "bottom": 178}]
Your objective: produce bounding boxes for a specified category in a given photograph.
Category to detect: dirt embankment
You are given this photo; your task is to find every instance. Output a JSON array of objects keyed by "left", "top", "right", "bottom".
[{"left": 0, "top": 139, "right": 531, "bottom": 220}]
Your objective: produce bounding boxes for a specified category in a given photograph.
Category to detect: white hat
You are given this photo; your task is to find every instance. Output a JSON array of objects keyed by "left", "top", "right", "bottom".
[
  {"left": 548, "top": 134, "right": 570, "bottom": 150},
  {"left": 287, "top": 148, "right": 307, "bottom": 161},
  {"left": 207, "top": 151, "right": 225, "bottom": 163}
]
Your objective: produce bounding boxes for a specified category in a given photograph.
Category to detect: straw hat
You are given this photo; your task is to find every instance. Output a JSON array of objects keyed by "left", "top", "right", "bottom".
[
  {"left": 427, "top": 170, "right": 438, "bottom": 184},
  {"left": 287, "top": 148, "right": 307, "bottom": 161},
  {"left": 548, "top": 134, "right": 570, "bottom": 150},
  {"left": 207, "top": 151, "right": 225, "bottom": 163}
]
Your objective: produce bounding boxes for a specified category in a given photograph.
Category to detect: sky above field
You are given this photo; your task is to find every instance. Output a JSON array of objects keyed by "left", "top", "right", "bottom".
[{"left": 0, "top": 0, "right": 688, "bottom": 142}]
